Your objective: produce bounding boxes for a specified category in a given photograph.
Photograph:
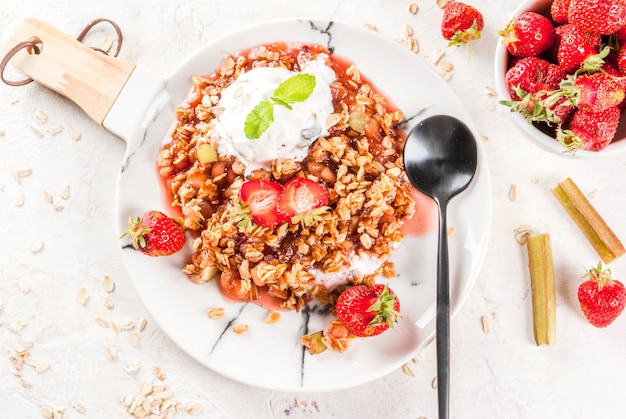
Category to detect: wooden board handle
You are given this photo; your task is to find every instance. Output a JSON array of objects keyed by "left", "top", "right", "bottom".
[{"left": 1, "top": 18, "right": 136, "bottom": 125}]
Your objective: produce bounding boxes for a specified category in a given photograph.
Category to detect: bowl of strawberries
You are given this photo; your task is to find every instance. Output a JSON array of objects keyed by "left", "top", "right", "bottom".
[{"left": 494, "top": 0, "right": 626, "bottom": 157}]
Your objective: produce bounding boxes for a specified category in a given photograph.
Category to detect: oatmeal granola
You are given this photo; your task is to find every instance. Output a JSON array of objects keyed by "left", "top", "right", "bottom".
[{"left": 158, "top": 43, "right": 414, "bottom": 311}]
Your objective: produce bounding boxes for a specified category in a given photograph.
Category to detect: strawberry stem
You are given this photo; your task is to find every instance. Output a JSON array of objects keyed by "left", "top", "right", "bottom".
[{"left": 367, "top": 284, "right": 401, "bottom": 327}]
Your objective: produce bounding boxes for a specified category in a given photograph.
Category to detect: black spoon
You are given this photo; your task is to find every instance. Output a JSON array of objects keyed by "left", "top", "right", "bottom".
[{"left": 403, "top": 114, "right": 478, "bottom": 419}]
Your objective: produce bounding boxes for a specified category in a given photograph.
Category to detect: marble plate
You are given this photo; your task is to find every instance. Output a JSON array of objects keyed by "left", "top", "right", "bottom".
[{"left": 113, "top": 18, "right": 492, "bottom": 392}]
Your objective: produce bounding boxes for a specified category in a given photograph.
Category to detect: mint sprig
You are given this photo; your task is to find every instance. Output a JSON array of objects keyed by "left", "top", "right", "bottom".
[{"left": 244, "top": 73, "right": 316, "bottom": 139}]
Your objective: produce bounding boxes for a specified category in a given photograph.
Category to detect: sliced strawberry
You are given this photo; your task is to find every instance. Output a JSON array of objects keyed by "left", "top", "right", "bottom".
[
  {"left": 239, "top": 180, "right": 284, "bottom": 228},
  {"left": 277, "top": 177, "right": 329, "bottom": 225}
]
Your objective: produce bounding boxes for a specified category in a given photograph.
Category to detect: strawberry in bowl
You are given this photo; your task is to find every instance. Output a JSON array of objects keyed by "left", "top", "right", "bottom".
[{"left": 494, "top": 0, "right": 626, "bottom": 157}]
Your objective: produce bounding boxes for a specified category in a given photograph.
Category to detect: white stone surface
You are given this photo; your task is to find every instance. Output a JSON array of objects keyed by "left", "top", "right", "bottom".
[{"left": 1, "top": 1, "right": 626, "bottom": 418}]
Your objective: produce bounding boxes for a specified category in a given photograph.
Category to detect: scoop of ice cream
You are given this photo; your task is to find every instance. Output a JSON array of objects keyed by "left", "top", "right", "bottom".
[{"left": 212, "top": 55, "right": 336, "bottom": 173}]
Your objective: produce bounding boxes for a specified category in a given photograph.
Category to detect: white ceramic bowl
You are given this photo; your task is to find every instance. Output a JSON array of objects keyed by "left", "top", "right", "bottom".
[{"left": 494, "top": 0, "right": 626, "bottom": 157}]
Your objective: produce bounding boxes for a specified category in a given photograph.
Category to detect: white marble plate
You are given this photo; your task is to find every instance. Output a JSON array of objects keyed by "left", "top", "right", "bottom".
[{"left": 112, "top": 18, "right": 492, "bottom": 392}]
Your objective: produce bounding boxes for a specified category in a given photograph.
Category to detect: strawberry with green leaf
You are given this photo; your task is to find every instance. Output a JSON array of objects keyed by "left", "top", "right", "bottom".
[
  {"left": 578, "top": 262, "right": 626, "bottom": 327},
  {"left": 237, "top": 179, "right": 284, "bottom": 228},
  {"left": 336, "top": 284, "right": 401, "bottom": 337},
  {"left": 499, "top": 11, "right": 555, "bottom": 58},
  {"left": 557, "top": 106, "right": 621, "bottom": 152},
  {"left": 440, "top": 2, "right": 484, "bottom": 47},
  {"left": 121, "top": 210, "right": 186, "bottom": 257},
  {"left": 277, "top": 177, "right": 329, "bottom": 227}
]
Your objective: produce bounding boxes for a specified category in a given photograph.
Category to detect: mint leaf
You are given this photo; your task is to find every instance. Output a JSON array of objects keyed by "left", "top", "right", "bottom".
[
  {"left": 244, "top": 100, "right": 274, "bottom": 139},
  {"left": 273, "top": 73, "right": 316, "bottom": 105}
]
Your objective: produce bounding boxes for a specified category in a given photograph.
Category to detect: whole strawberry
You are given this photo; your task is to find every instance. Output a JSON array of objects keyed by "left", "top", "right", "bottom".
[
  {"left": 555, "top": 72, "right": 625, "bottom": 113},
  {"left": 553, "top": 24, "right": 604, "bottom": 73},
  {"left": 499, "top": 11, "right": 555, "bottom": 57},
  {"left": 557, "top": 106, "right": 621, "bottom": 152},
  {"left": 503, "top": 57, "right": 563, "bottom": 100},
  {"left": 551, "top": 0, "right": 572, "bottom": 24},
  {"left": 335, "top": 284, "right": 400, "bottom": 337},
  {"left": 578, "top": 262, "right": 626, "bottom": 327},
  {"left": 122, "top": 210, "right": 186, "bottom": 256},
  {"left": 441, "top": 2, "right": 484, "bottom": 47},
  {"left": 568, "top": 0, "right": 626, "bottom": 35}
]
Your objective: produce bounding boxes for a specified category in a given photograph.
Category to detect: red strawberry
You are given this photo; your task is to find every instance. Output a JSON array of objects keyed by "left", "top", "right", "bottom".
[
  {"left": 568, "top": 0, "right": 626, "bottom": 35},
  {"left": 551, "top": 0, "right": 572, "bottom": 24},
  {"left": 122, "top": 210, "right": 186, "bottom": 256},
  {"left": 504, "top": 57, "right": 554, "bottom": 100},
  {"left": 554, "top": 24, "right": 604, "bottom": 73},
  {"left": 441, "top": 2, "right": 484, "bottom": 46},
  {"left": 557, "top": 106, "right": 621, "bottom": 152},
  {"left": 335, "top": 284, "right": 401, "bottom": 337},
  {"left": 239, "top": 179, "right": 284, "bottom": 228},
  {"left": 499, "top": 12, "right": 556, "bottom": 58},
  {"left": 277, "top": 177, "right": 329, "bottom": 226},
  {"left": 578, "top": 262, "right": 626, "bottom": 327},
  {"left": 557, "top": 72, "right": 625, "bottom": 113}
]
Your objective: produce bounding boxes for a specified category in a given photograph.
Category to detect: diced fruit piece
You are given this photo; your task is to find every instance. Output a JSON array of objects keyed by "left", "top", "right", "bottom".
[
  {"left": 578, "top": 262, "right": 626, "bottom": 327},
  {"left": 499, "top": 12, "right": 555, "bottom": 58},
  {"left": 277, "top": 177, "right": 329, "bottom": 226},
  {"left": 335, "top": 284, "right": 400, "bottom": 337},
  {"left": 526, "top": 233, "right": 556, "bottom": 346},
  {"left": 121, "top": 210, "right": 186, "bottom": 257},
  {"left": 197, "top": 144, "right": 218, "bottom": 164},
  {"left": 568, "top": 0, "right": 626, "bottom": 35},
  {"left": 552, "top": 177, "right": 625, "bottom": 263},
  {"left": 440, "top": 2, "right": 484, "bottom": 47},
  {"left": 300, "top": 331, "right": 328, "bottom": 354},
  {"left": 239, "top": 180, "right": 284, "bottom": 228}
]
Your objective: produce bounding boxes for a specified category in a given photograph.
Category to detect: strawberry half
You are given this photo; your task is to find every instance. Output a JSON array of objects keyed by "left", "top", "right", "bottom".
[
  {"left": 336, "top": 284, "right": 401, "bottom": 337},
  {"left": 239, "top": 179, "right": 284, "bottom": 228},
  {"left": 578, "top": 262, "right": 626, "bottom": 327},
  {"left": 122, "top": 210, "right": 186, "bottom": 257},
  {"left": 277, "top": 177, "right": 329, "bottom": 226}
]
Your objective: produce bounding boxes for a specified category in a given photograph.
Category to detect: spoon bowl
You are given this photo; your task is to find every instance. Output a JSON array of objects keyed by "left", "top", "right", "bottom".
[{"left": 403, "top": 114, "right": 478, "bottom": 419}]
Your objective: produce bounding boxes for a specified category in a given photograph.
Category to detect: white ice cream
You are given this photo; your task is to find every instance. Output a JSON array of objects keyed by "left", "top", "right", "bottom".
[
  {"left": 211, "top": 55, "right": 336, "bottom": 173},
  {"left": 311, "top": 252, "right": 384, "bottom": 291}
]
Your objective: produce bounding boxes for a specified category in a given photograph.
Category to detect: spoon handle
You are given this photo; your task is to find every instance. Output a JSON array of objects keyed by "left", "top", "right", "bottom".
[{"left": 436, "top": 201, "right": 450, "bottom": 419}]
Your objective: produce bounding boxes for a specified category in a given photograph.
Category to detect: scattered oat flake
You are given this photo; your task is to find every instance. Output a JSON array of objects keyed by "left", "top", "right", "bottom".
[
  {"left": 432, "top": 376, "right": 438, "bottom": 389},
  {"left": 31, "top": 240, "right": 44, "bottom": 253},
  {"left": 18, "top": 279, "right": 30, "bottom": 295},
  {"left": 0, "top": 128, "right": 5, "bottom": 136},
  {"left": 139, "top": 318, "right": 148, "bottom": 332},
  {"left": 232, "top": 323, "right": 249, "bottom": 334},
  {"left": 588, "top": 189, "right": 599, "bottom": 199},
  {"left": 20, "top": 378, "right": 32, "bottom": 388},
  {"left": 485, "top": 85, "right": 497, "bottom": 96},
  {"left": 13, "top": 168, "right": 32, "bottom": 183},
  {"left": 36, "top": 359, "right": 50, "bottom": 373},
  {"left": 78, "top": 286, "right": 89, "bottom": 305},
  {"left": 404, "top": 24, "right": 414, "bottom": 37},
  {"left": 131, "top": 331, "right": 141, "bottom": 347},
  {"left": 60, "top": 184, "right": 70, "bottom": 200},
  {"left": 363, "top": 23, "right": 378, "bottom": 31},
  {"left": 265, "top": 311, "right": 281, "bottom": 324},
  {"left": 102, "top": 274, "right": 115, "bottom": 293},
  {"left": 41, "top": 406, "right": 54, "bottom": 419},
  {"left": 154, "top": 366, "right": 166, "bottom": 381},
  {"left": 43, "top": 190, "right": 54, "bottom": 203},
  {"left": 440, "top": 70, "right": 452, "bottom": 81},
  {"left": 433, "top": 49, "right": 445, "bottom": 65},
  {"left": 71, "top": 401, "right": 86, "bottom": 414},
  {"left": 207, "top": 307, "right": 225, "bottom": 319},
  {"left": 69, "top": 127, "right": 82, "bottom": 141},
  {"left": 509, "top": 184, "right": 518, "bottom": 202},
  {"left": 14, "top": 193, "right": 24, "bottom": 207},
  {"left": 103, "top": 295, "right": 114, "bottom": 310},
  {"left": 187, "top": 403, "right": 203, "bottom": 415},
  {"left": 125, "top": 360, "right": 141, "bottom": 375},
  {"left": 31, "top": 126, "right": 44, "bottom": 138},
  {"left": 34, "top": 110, "right": 47, "bottom": 124},
  {"left": 481, "top": 316, "right": 491, "bottom": 334},
  {"left": 96, "top": 314, "right": 111, "bottom": 328},
  {"left": 436, "top": 0, "right": 453, "bottom": 8},
  {"left": 482, "top": 97, "right": 496, "bottom": 111},
  {"left": 402, "top": 362, "right": 416, "bottom": 377},
  {"left": 447, "top": 227, "right": 456, "bottom": 237},
  {"left": 53, "top": 203, "right": 64, "bottom": 212},
  {"left": 408, "top": 2, "right": 419, "bottom": 14},
  {"left": 437, "top": 59, "right": 453, "bottom": 72},
  {"left": 514, "top": 225, "right": 533, "bottom": 245},
  {"left": 530, "top": 176, "right": 539, "bottom": 184},
  {"left": 106, "top": 343, "right": 121, "bottom": 361},
  {"left": 47, "top": 125, "right": 64, "bottom": 136}
]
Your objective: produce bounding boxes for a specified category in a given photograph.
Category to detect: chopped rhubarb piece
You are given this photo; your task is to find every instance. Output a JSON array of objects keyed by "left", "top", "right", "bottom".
[
  {"left": 552, "top": 177, "right": 625, "bottom": 263},
  {"left": 527, "top": 233, "right": 557, "bottom": 346}
]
